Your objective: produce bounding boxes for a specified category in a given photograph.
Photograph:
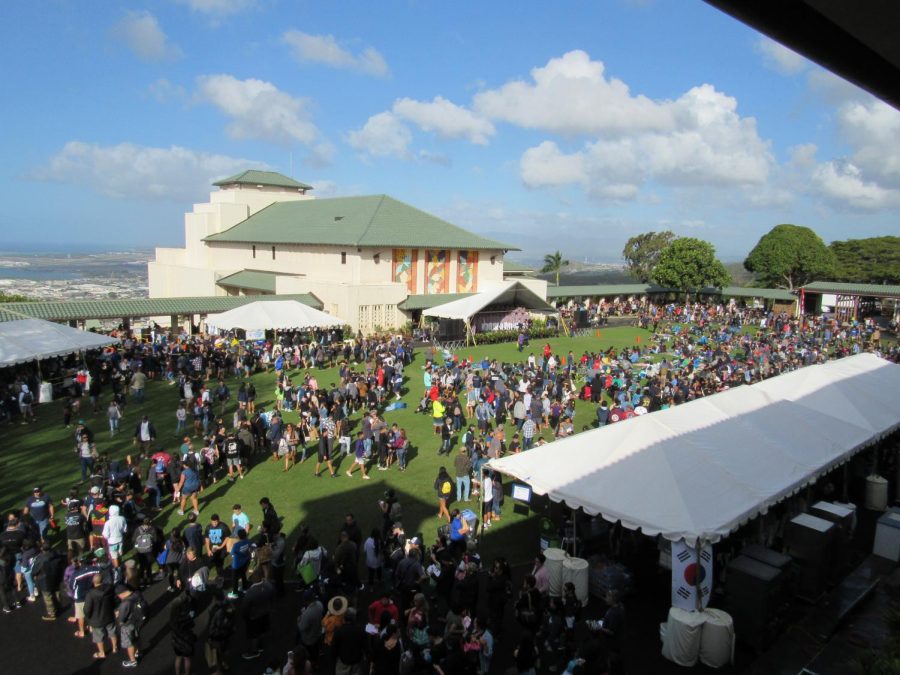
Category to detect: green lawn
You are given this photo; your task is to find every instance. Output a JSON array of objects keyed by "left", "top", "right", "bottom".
[{"left": 0, "top": 327, "right": 651, "bottom": 565}]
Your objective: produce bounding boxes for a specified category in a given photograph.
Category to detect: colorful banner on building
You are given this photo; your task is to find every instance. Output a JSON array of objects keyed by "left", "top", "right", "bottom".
[
  {"left": 425, "top": 249, "right": 449, "bottom": 294},
  {"left": 457, "top": 250, "right": 478, "bottom": 293},
  {"left": 671, "top": 540, "right": 713, "bottom": 611},
  {"left": 392, "top": 248, "right": 418, "bottom": 293}
]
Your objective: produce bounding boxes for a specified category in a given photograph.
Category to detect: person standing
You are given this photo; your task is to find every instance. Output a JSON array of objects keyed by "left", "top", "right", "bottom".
[
  {"left": 18, "top": 384, "right": 36, "bottom": 424},
  {"left": 133, "top": 415, "right": 156, "bottom": 456},
  {"left": 107, "top": 399, "right": 122, "bottom": 436},
  {"left": 24, "top": 486, "right": 54, "bottom": 542},
  {"left": 454, "top": 447, "right": 472, "bottom": 503},
  {"left": 176, "top": 461, "right": 202, "bottom": 516},
  {"left": 205, "top": 590, "right": 236, "bottom": 675},
  {"left": 170, "top": 593, "right": 196, "bottom": 675},
  {"left": 116, "top": 583, "right": 147, "bottom": 668},
  {"left": 76, "top": 432, "right": 97, "bottom": 482},
  {"left": 102, "top": 505, "right": 128, "bottom": 569},
  {"left": 204, "top": 514, "right": 231, "bottom": 580},
  {"left": 132, "top": 518, "right": 158, "bottom": 587},
  {"left": 30, "top": 542, "right": 65, "bottom": 621},
  {"left": 346, "top": 432, "right": 371, "bottom": 480},
  {"left": 228, "top": 528, "right": 252, "bottom": 599},
  {"left": 314, "top": 415, "right": 337, "bottom": 478},
  {"left": 297, "top": 589, "right": 324, "bottom": 666},
  {"left": 130, "top": 369, "right": 147, "bottom": 404},
  {"left": 434, "top": 467, "right": 453, "bottom": 522},
  {"left": 84, "top": 573, "right": 118, "bottom": 659},
  {"left": 331, "top": 607, "right": 366, "bottom": 675},
  {"left": 240, "top": 564, "right": 275, "bottom": 661}
]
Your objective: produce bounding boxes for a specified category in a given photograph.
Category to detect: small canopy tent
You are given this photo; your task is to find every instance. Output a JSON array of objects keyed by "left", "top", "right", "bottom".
[
  {"left": 0, "top": 318, "right": 118, "bottom": 368},
  {"left": 206, "top": 300, "right": 343, "bottom": 332},
  {"left": 488, "top": 353, "right": 900, "bottom": 546},
  {"left": 423, "top": 281, "right": 557, "bottom": 344}
]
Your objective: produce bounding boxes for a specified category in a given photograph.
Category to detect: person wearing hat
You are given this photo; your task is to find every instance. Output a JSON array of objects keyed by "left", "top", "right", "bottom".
[
  {"left": 322, "top": 595, "right": 348, "bottom": 649},
  {"left": 24, "top": 486, "right": 54, "bottom": 543}
]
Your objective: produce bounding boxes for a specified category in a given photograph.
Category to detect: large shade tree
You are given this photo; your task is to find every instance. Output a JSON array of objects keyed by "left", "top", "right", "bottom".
[
  {"left": 651, "top": 237, "right": 731, "bottom": 292},
  {"left": 830, "top": 236, "right": 900, "bottom": 284},
  {"left": 541, "top": 250, "right": 570, "bottom": 286},
  {"left": 744, "top": 224, "right": 836, "bottom": 290},
  {"left": 622, "top": 231, "right": 676, "bottom": 282}
]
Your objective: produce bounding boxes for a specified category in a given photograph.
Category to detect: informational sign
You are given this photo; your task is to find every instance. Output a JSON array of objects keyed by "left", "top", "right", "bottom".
[
  {"left": 671, "top": 540, "right": 713, "bottom": 610},
  {"left": 246, "top": 329, "right": 265, "bottom": 340}
]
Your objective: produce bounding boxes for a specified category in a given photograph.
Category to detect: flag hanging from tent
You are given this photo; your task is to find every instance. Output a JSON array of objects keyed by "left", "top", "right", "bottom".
[{"left": 671, "top": 540, "right": 713, "bottom": 610}]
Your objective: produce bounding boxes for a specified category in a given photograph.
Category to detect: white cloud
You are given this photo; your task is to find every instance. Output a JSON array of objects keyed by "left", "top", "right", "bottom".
[
  {"left": 32, "top": 141, "right": 256, "bottom": 201},
  {"left": 111, "top": 10, "right": 182, "bottom": 63},
  {"left": 473, "top": 50, "right": 672, "bottom": 136},
  {"left": 393, "top": 97, "right": 494, "bottom": 144},
  {"left": 195, "top": 74, "right": 321, "bottom": 147},
  {"left": 755, "top": 37, "right": 808, "bottom": 75},
  {"left": 282, "top": 30, "right": 388, "bottom": 77},
  {"left": 346, "top": 112, "right": 412, "bottom": 158},
  {"left": 517, "top": 82, "right": 772, "bottom": 198},
  {"left": 811, "top": 161, "right": 900, "bottom": 210},
  {"left": 177, "top": 0, "right": 256, "bottom": 16},
  {"left": 146, "top": 78, "right": 187, "bottom": 103}
]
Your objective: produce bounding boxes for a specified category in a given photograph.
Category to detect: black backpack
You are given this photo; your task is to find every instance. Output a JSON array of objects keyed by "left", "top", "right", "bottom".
[
  {"left": 22, "top": 390, "right": 33, "bottom": 405},
  {"left": 130, "top": 591, "right": 149, "bottom": 629},
  {"left": 208, "top": 603, "right": 235, "bottom": 641}
]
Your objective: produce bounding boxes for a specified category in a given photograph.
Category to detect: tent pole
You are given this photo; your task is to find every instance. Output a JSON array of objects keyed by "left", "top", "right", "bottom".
[{"left": 694, "top": 540, "right": 702, "bottom": 611}]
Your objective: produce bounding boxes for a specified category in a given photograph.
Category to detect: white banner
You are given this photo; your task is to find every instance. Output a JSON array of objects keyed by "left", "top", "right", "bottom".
[{"left": 671, "top": 540, "right": 713, "bottom": 610}]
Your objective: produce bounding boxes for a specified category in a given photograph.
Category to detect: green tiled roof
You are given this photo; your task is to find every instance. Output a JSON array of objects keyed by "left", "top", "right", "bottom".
[
  {"left": 546, "top": 284, "right": 672, "bottom": 298},
  {"left": 0, "top": 294, "right": 322, "bottom": 323},
  {"left": 802, "top": 281, "right": 900, "bottom": 298},
  {"left": 217, "top": 270, "right": 282, "bottom": 293},
  {"left": 204, "top": 195, "right": 517, "bottom": 251},
  {"left": 398, "top": 293, "right": 475, "bottom": 311},
  {"left": 213, "top": 170, "right": 312, "bottom": 191},
  {"left": 698, "top": 286, "right": 796, "bottom": 302}
]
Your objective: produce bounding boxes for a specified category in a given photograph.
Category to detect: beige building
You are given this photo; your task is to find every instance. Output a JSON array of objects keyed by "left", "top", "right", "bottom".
[{"left": 148, "top": 170, "right": 530, "bottom": 332}]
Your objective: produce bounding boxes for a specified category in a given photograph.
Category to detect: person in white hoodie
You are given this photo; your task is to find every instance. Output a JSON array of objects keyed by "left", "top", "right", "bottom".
[{"left": 102, "top": 505, "right": 128, "bottom": 568}]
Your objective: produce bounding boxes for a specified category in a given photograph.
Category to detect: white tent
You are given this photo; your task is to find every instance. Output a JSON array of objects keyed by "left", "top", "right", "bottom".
[
  {"left": 206, "top": 300, "right": 343, "bottom": 332},
  {"left": 488, "top": 353, "right": 900, "bottom": 545},
  {"left": 0, "top": 318, "right": 118, "bottom": 367},
  {"left": 423, "top": 281, "right": 557, "bottom": 343}
]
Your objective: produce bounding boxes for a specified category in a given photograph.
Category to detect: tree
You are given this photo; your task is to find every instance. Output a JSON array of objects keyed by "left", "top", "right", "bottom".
[
  {"left": 744, "top": 224, "right": 835, "bottom": 290},
  {"left": 651, "top": 237, "right": 731, "bottom": 292},
  {"left": 622, "top": 231, "right": 676, "bottom": 282},
  {"left": 830, "top": 236, "right": 900, "bottom": 284},
  {"left": 0, "top": 291, "right": 30, "bottom": 303},
  {"left": 541, "top": 250, "right": 570, "bottom": 286}
]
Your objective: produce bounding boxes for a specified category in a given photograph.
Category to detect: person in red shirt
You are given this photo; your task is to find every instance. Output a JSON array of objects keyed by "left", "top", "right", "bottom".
[{"left": 367, "top": 593, "right": 399, "bottom": 626}]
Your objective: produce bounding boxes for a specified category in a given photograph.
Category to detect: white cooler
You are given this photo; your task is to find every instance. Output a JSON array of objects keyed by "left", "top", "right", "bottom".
[
  {"left": 562, "top": 557, "right": 589, "bottom": 606},
  {"left": 700, "top": 608, "right": 734, "bottom": 668},
  {"left": 661, "top": 607, "right": 706, "bottom": 667},
  {"left": 544, "top": 547, "right": 567, "bottom": 597}
]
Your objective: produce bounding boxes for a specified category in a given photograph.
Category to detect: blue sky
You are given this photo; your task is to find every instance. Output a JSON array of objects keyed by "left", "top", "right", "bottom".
[{"left": 1, "top": 0, "right": 897, "bottom": 262}]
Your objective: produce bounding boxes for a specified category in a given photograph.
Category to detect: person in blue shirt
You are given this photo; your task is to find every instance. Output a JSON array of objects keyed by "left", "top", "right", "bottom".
[
  {"left": 228, "top": 528, "right": 252, "bottom": 599},
  {"left": 176, "top": 462, "right": 201, "bottom": 516},
  {"left": 231, "top": 504, "right": 251, "bottom": 536}
]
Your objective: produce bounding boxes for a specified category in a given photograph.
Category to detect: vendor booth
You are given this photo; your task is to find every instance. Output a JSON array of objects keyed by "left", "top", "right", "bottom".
[
  {"left": 486, "top": 353, "right": 900, "bottom": 664},
  {"left": 423, "top": 280, "right": 558, "bottom": 345}
]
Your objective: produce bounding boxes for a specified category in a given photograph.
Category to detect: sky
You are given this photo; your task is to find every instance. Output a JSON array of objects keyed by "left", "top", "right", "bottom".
[{"left": 0, "top": 0, "right": 898, "bottom": 263}]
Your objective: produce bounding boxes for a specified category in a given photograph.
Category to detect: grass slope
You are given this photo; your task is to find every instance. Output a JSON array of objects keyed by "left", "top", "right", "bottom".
[{"left": 0, "top": 327, "right": 650, "bottom": 565}]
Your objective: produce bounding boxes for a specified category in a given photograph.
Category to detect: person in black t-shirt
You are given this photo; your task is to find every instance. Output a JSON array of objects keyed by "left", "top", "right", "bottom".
[
  {"left": 204, "top": 515, "right": 231, "bottom": 578},
  {"left": 64, "top": 503, "right": 88, "bottom": 557}
]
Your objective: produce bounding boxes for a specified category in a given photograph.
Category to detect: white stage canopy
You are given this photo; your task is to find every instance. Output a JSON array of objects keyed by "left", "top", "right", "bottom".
[
  {"left": 206, "top": 300, "right": 343, "bottom": 332},
  {"left": 423, "top": 281, "right": 556, "bottom": 322},
  {"left": 0, "top": 318, "right": 118, "bottom": 367},
  {"left": 488, "top": 353, "right": 900, "bottom": 546}
]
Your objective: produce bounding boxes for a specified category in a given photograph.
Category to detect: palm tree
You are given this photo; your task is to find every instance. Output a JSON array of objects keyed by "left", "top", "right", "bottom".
[{"left": 541, "top": 250, "right": 570, "bottom": 286}]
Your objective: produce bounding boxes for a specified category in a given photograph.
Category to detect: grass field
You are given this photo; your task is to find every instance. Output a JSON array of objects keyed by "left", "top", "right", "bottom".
[{"left": 0, "top": 327, "right": 652, "bottom": 566}]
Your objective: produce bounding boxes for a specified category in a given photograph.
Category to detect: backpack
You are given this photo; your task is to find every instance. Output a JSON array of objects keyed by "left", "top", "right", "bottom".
[
  {"left": 441, "top": 480, "right": 452, "bottom": 496},
  {"left": 130, "top": 592, "right": 149, "bottom": 629},
  {"left": 22, "top": 391, "right": 34, "bottom": 405},
  {"left": 135, "top": 529, "right": 155, "bottom": 554},
  {"left": 208, "top": 603, "right": 235, "bottom": 642},
  {"left": 155, "top": 458, "right": 166, "bottom": 474}
]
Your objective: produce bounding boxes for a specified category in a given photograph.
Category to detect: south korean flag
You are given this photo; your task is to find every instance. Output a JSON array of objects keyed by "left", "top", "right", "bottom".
[{"left": 671, "top": 540, "right": 713, "bottom": 611}]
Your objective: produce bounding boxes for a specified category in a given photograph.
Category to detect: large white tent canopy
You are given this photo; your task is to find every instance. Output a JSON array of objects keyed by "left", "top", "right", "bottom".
[
  {"left": 423, "top": 281, "right": 556, "bottom": 321},
  {"left": 488, "top": 354, "right": 900, "bottom": 546},
  {"left": 206, "top": 300, "right": 343, "bottom": 332},
  {"left": 0, "top": 318, "right": 118, "bottom": 367}
]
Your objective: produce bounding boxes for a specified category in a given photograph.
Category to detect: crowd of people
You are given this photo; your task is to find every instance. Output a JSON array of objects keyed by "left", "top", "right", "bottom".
[{"left": 0, "top": 301, "right": 897, "bottom": 674}]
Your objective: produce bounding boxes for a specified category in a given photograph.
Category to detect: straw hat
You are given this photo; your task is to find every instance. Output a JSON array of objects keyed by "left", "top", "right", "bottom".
[{"left": 328, "top": 595, "right": 348, "bottom": 616}]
